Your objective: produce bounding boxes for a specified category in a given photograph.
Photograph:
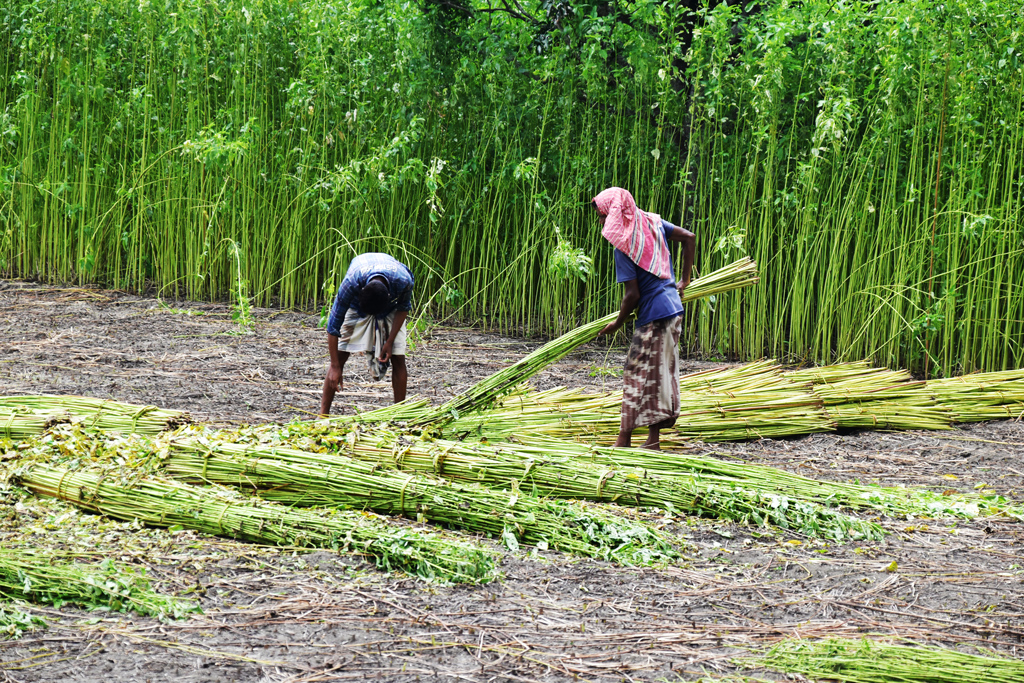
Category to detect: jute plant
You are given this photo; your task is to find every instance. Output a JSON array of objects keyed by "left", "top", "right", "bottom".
[
  {"left": 277, "top": 424, "right": 883, "bottom": 542},
  {"left": 748, "top": 637, "right": 1024, "bottom": 683},
  {"left": 0, "top": 549, "right": 199, "bottom": 620},
  {"left": 7, "top": 457, "right": 499, "bottom": 585},
  {"left": 3, "top": 0, "right": 1022, "bottom": 372},
  {"left": 0, "top": 396, "right": 190, "bottom": 435},
  {"left": 157, "top": 431, "right": 679, "bottom": 565}
]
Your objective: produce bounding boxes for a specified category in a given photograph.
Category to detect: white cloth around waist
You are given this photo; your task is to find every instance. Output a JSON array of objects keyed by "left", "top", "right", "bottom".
[{"left": 336, "top": 309, "right": 408, "bottom": 355}]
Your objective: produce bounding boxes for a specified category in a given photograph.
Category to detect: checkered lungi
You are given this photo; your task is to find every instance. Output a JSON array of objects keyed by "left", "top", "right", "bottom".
[{"left": 620, "top": 315, "right": 682, "bottom": 432}]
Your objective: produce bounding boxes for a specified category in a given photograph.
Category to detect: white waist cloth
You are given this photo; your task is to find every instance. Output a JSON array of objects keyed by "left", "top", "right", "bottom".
[{"left": 336, "top": 309, "right": 408, "bottom": 355}]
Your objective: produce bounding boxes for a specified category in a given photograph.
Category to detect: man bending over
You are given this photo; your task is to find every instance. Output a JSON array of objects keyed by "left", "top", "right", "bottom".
[{"left": 320, "top": 252, "right": 414, "bottom": 415}]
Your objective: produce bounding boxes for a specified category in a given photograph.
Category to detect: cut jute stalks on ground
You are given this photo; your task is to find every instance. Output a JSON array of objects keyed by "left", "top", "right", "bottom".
[
  {"left": 31, "top": 425, "right": 678, "bottom": 565},
  {"left": 412, "top": 257, "right": 761, "bottom": 425},
  {"left": 745, "top": 637, "right": 1024, "bottom": 683},
  {"left": 478, "top": 435, "right": 1014, "bottom": 521},
  {"left": 0, "top": 395, "right": 190, "bottom": 436},
  {"left": 0, "top": 548, "right": 199, "bottom": 621},
  {"left": 0, "top": 407, "right": 68, "bottom": 441},
  {"left": 255, "top": 423, "right": 883, "bottom": 542},
  {"left": 0, "top": 603, "right": 46, "bottom": 640},
  {"left": 165, "top": 435, "right": 677, "bottom": 565},
  {"left": 4, "top": 456, "right": 500, "bottom": 585},
  {"left": 441, "top": 361, "right": 1024, "bottom": 444}
]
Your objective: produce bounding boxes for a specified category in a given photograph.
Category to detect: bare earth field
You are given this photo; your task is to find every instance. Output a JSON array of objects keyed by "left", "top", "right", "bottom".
[{"left": 2, "top": 280, "right": 1023, "bottom": 682}]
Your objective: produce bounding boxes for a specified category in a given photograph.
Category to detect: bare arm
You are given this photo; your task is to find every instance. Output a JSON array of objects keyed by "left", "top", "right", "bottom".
[
  {"left": 320, "top": 334, "right": 350, "bottom": 416},
  {"left": 598, "top": 279, "right": 640, "bottom": 336},
  {"left": 667, "top": 225, "right": 696, "bottom": 293}
]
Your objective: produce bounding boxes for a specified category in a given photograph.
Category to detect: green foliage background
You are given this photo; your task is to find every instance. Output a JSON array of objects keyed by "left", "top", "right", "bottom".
[{"left": 0, "top": 0, "right": 1021, "bottom": 374}]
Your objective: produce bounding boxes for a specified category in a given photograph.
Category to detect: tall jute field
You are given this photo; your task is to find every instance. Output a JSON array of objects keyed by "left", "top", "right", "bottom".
[{"left": 1, "top": 0, "right": 1021, "bottom": 373}]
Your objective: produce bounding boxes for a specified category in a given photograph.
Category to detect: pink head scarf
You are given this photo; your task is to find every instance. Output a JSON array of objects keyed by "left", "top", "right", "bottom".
[{"left": 593, "top": 187, "right": 672, "bottom": 280}]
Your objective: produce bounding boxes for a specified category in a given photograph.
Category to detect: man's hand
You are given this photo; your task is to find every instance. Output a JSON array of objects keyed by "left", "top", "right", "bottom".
[
  {"left": 676, "top": 275, "right": 691, "bottom": 295},
  {"left": 326, "top": 364, "right": 343, "bottom": 392},
  {"left": 379, "top": 340, "right": 393, "bottom": 364},
  {"left": 321, "top": 334, "right": 349, "bottom": 417},
  {"left": 601, "top": 279, "right": 639, "bottom": 337}
]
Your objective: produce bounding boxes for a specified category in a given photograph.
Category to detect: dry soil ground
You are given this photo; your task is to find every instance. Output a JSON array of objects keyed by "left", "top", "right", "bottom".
[{"left": 1, "top": 280, "right": 1023, "bottom": 682}]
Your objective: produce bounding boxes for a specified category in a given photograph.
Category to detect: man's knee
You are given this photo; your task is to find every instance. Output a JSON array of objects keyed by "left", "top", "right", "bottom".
[{"left": 392, "top": 355, "right": 407, "bottom": 369}]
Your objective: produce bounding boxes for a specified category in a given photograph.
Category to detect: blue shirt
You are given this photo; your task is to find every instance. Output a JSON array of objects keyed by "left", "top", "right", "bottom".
[
  {"left": 613, "top": 220, "right": 683, "bottom": 327},
  {"left": 326, "top": 253, "right": 414, "bottom": 336}
]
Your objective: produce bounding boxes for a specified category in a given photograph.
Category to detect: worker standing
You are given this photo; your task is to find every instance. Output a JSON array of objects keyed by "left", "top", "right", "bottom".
[
  {"left": 593, "top": 187, "right": 695, "bottom": 450},
  {"left": 320, "top": 253, "right": 414, "bottom": 415}
]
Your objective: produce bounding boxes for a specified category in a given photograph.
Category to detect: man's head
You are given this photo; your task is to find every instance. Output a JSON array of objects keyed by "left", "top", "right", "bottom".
[
  {"left": 592, "top": 200, "right": 607, "bottom": 227},
  {"left": 359, "top": 276, "right": 389, "bottom": 316}
]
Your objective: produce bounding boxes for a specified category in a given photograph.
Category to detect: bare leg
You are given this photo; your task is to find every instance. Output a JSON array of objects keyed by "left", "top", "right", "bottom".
[
  {"left": 642, "top": 417, "right": 676, "bottom": 450},
  {"left": 391, "top": 355, "right": 407, "bottom": 403},
  {"left": 613, "top": 428, "right": 632, "bottom": 448}
]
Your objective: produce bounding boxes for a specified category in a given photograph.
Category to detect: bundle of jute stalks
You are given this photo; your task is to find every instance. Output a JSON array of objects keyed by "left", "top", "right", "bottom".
[
  {"left": 0, "top": 548, "right": 199, "bottom": 619},
  {"left": 0, "top": 395, "right": 190, "bottom": 435},
  {"left": 750, "top": 637, "right": 1024, "bottom": 683},
  {"left": 273, "top": 424, "right": 883, "bottom": 542},
  {"left": 10, "top": 457, "right": 499, "bottom": 585},
  {"left": 0, "top": 407, "right": 68, "bottom": 440},
  {"left": 415, "top": 257, "right": 760, "bottom": 424},
  {"left": 158, "top": 432, "right": 678, "bottom": 565}
]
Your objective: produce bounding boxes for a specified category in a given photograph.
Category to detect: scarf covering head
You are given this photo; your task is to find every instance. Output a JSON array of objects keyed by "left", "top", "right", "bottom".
[{"left": 593, "top": 187, "right": 672, "bottom": 280}]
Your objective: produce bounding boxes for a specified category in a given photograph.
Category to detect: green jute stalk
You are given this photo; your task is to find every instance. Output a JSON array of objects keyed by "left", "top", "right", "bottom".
[
  {"left": 823, "top": 402, "right": 953, "bottom": 431},
  {"left": 416, "top": 257, "right": 760, "bottom": 424},
  {"left": 327, "top": 397, "right": 435, "bottom": 425},
  {"left": 782, "top": 362, "right": 955, "bottom": 430},
  {"left": 450, "top": 355, "right": 978, "bottom": 442},
  {"left": 10, "top": 461, "right": 499, "bottom": 585},
  {"left": 751, "top": 637, "right": 1024, "bottom": 683},
  {"left": 447, "top": 389, "right": 836, "bottom": 444},
  {"left": 784, "top": 362, "right": 915, "bottom": 393},
  {"left": 159, "top": 431, "right": 678, "bottom": 565},
  {"left": 498, "top": 436, "right": 1018, "bottom": 521},
  {"left": 287, "top": 425, "right": 883, "bottom": 542},
  {"left": 907, "top": 369, "right": 1024, "bottom": 422},
  {"left": 0, "top": 549, "right": 199, "bottom": 620},
  {"left": 680, "top": 360, "right": 806, "bottom": 395},
  {"left": 444, "top": 359, "right": 835, "bottom": 445},
  {"left": 0, "top": 407, "right": 68, "bottom": 440},
  {"left": 0, "top": 395, "right": 190, "bottom": 435}
]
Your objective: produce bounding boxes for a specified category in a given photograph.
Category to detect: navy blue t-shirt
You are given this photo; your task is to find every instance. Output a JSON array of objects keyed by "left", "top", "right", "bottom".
[{"left": 613, "top": 220, "right": 684, "bottom": 327}]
